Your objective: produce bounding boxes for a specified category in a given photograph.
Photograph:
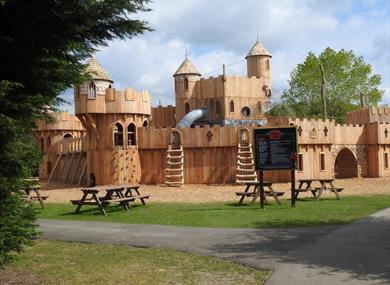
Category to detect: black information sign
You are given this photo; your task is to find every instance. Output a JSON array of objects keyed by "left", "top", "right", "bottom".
[{"left": 254, "top": 126, "right": 297, "bottom": 170}]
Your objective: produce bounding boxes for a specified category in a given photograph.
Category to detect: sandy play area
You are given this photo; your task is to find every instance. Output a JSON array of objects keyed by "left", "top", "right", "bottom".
[{"left": 39, "top": 177, "right": 390, "bottom": 204}]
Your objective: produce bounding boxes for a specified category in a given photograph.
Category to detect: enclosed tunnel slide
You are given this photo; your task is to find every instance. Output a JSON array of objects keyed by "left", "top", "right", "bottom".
[{"left": 176, "top": 108, "right": 208, "bottom": 128}]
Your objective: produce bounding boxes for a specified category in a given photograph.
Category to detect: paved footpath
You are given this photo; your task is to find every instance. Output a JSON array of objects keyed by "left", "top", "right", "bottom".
[{"left": 39, "top": 208, "right": 390, "bottom": 285}]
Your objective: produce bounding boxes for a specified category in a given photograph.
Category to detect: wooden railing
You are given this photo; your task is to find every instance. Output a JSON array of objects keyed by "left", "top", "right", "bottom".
[{"left": 56, "top": 135, "right": 87, "bottom": 154}]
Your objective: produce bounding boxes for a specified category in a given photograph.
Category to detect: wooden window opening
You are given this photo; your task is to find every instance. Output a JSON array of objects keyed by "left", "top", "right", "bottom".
[
  {"left": 266, "top": 59, "right": 270, "bottom": 71},
  {"left": 298, "top": 153, "right": 303, "bottom": 172},
  {"left": 185, "top": 102, "right": 190, "bottom": 114},
  {"left": 257, "top": 101, "right": 262, "bottom": 114},
  {"left": 127, "top": 123, "right": 136, "bottom": 146},
  {"left": 320, "top": 153, "right": 325, "bottom": 171},
  {"left": 113, "top": 123, "right": 124, "bottom": 146},
  {"left": 184, "top": 78, "right": 189, "bottom": 91},
  {"left": 229, "top": 100, "right": 234, "bottom": 113},
  {"left": 88, "top": 82, "right": 96, "bottom": 98},
  {"left": 385, "top": 153, "right": 389, "bottom": 169}
]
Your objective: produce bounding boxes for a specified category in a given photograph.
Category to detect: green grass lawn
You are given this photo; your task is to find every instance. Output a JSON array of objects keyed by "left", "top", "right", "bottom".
[
  {"left": 37, "top": 195, "right": 390, "bottom": 228},
  {"left": 0, "top": 240, "right": 269, "bottom": 285}
]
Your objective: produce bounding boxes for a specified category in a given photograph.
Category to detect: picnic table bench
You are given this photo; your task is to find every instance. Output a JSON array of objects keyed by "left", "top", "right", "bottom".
[
  {"left": 71, "top": 186, "right": 135, "bottom": 215},
  {"left": 296, "top": 179, "right": 342, "bottom": 201},
  {"left": 236, "top": 181, "right": 285, "bottom": 205},
  {"left": 24, "top": 185, "right": 48, "bottom": 209},
  {"left": 121, "top": 184, "right": 150, "bottom": 205}
]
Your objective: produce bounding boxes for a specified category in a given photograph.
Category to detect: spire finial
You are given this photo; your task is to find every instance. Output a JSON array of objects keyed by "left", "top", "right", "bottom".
[
  {"left": 159, "top": 98, "right": 162, "bottom": 106},
  {"left": 185, "top": 47, "right": 188, "bottom": 58},
  {"left": 256, "top": 32, "right": 259, "bottom": 42}
]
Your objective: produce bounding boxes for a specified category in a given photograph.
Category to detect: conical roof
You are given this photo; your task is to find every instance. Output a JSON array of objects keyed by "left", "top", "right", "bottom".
[
  {"left": 85, "top": 57, "right": 113, "bottom": 82},
  {"left": 245, "top": 40, "right": 271, "bottom": 58},
  {"left": 173, "top": 56, "right": 201, "bottom": 77}
]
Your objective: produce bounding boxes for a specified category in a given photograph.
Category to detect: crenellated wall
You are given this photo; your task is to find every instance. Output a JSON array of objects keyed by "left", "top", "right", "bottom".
[
  {"left": 344, "top": 107, "right": 390, "bottom": 125},
  {"left": 175, "top": 75, "right": 270, "bottom": 123},
  {"left": 75, "top": 87, "right": 151, "bottom": 115}
]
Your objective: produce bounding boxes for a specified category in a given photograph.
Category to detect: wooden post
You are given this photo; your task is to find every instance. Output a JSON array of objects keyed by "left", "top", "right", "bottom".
[
  {"left": 291, "top": 169, "right": 296, "bottom": 208},
  {"left": 319, "top": 63, "right": 327, "bottom": 120},
  {"left": 259, "top": 170, "right": 265, "bottom": 209}
]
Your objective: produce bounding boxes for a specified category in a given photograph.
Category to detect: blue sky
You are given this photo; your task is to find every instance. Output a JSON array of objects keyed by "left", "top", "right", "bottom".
[{"left": 60, "top": 0, "right": 390, "bottom": 113}]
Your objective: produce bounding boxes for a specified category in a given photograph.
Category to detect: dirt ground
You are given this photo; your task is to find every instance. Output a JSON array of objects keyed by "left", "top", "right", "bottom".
[{"left": 40, "top": 177, "right": 390, "bottom": 203}]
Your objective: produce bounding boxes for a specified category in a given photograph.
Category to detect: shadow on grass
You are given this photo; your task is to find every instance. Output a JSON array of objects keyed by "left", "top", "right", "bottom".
[
  {"left": 59, "top": 204, "right": 144, "bottom": 216},
  {"left": 180, "top": 202, "right": 276, "bottom": 212}
]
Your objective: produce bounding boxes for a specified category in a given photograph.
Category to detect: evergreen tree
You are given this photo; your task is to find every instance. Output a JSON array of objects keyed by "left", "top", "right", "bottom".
[{"left": 0, "top": 0, "right": 151, "bottom": 265}]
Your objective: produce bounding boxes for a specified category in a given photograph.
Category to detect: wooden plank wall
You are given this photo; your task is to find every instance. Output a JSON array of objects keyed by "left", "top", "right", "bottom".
[
  {"left": 138, "top": 125, "right": 296, "bottom": 184},
  {"left": 150, "top": 106, "right": 176, "bottom": 128},
  {"left": 344, "top": 107, "right": 390, "bottom": 124}
]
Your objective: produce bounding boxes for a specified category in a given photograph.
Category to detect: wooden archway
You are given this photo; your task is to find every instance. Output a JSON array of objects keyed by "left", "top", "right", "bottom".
[
  {"left": 334, "top": 148, "right": 358, "bottom": 178},
  {"left": 238, "top": 128, "right": 250, "bottom": 145},
  {"left": 170, "top": 129, "right": 181, "bottom": 149}
]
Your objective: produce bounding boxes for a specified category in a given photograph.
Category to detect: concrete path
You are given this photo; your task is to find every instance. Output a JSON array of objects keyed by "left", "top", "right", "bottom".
[{"left": 38, "top": 208, "right": 390, "bottom": 285}]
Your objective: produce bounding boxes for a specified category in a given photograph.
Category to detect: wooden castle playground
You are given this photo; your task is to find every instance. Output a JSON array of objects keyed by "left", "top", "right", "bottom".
[{"left": 33, "top": 40, "right": 390, "bottom": 187}]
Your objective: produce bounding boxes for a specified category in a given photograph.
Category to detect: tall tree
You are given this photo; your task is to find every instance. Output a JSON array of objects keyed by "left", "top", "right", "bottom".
[
  {"left": 0, "top": 0, "right": 151, "bottom": 265},
  {"left": 280, "top": 48, "right": 383, "bottom": 121}
]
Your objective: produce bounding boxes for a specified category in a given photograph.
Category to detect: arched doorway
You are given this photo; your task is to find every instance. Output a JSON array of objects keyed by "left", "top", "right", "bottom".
[
  {"left": 170, "top": 130, "right": 181, "bottom": 149},
  {"left": 334, "top": 148, "right": 358, "bottom": 178}
]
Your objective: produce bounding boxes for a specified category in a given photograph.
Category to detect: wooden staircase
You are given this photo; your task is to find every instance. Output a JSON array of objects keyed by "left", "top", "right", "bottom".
[
  {"left": 236, "top": 143, "right": 258, "bottom": 184},
  {"left": 165, "top": 145, "right": 184, "bottom": 187}
]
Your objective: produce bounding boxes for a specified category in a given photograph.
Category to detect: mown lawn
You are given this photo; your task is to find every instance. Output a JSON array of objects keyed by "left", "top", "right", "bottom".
[
  {"left": 37, "top": 195, "right": 390, "bottom": 228},
  {"left": 0, "top": 240, "right": 269, "bottom": 285}
]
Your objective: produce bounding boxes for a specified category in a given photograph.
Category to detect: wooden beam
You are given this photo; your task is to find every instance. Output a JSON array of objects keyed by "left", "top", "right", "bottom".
[
  {"left": 48, "top": 153, "right": 62, "bottom": 183},
  {"left": 78, "top": 160, "right": 87, "bottom": 185}
]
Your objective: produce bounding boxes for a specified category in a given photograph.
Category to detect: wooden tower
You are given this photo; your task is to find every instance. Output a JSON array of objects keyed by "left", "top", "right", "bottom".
[
  {"left": 74, "top": 57, "right": 151, "bottom": 186},
  {"left": 33, "top": 111, "right": 86, "bottom": 182}
]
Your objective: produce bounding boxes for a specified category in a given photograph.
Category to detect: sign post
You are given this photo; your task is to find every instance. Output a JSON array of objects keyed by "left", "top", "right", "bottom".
[{"left": 254, "top": 126, "right": 298, "bottom": 208}]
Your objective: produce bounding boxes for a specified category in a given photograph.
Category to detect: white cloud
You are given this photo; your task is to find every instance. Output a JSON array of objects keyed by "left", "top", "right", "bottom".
[{"left": 60, "top": 0, "right": 390, "bottom": 111}]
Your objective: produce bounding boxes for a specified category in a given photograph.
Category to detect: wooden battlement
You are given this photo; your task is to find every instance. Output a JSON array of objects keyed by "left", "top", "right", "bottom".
[
  {"left": 75, "top": 87, "right": 151, "bottom": 115},
  {"left": 345, "top": 107, "right": 390, "bottom": 125},
  {"left": 35, "top": 111, "right": 85, "bottom": 131}
]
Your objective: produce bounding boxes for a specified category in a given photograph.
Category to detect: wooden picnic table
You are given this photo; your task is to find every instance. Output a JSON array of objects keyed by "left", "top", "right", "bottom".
[
  {"left": 121, "top": 184, "right": 150, "bottom": 205},
  {"left": 24, "top": 185, "right": 47, "bottom": 209},
  {"left": 236, "top": 181, "right": 285, "bottom": 205},
  {"left": 296, "top": 179, "right": 343, "bottom": 201},
  {"left": 71, "top": 185, "right": 135, "bottom": 215}
]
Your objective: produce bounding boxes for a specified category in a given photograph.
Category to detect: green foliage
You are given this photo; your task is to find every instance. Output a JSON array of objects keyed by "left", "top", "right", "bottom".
[
  {"left": 281, "top": 48, "right": 383, "bottom": 122},
  {"left": 0, "top": 84, "right": 41, "bottom": 264},
  {"left": 266, "top": 103, "right": 297, "bottom": 118},
  {"left": 0, "top": 0, "right": 150, "bottom": 266}
]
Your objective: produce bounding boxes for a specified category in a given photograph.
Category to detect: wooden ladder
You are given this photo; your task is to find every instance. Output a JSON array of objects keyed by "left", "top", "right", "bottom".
[
  {"left": 236, "top": 143, "right": 258, "bottom": 184},
  {"left": 165, "top": 145, "right": 184, "bottom": 187}
]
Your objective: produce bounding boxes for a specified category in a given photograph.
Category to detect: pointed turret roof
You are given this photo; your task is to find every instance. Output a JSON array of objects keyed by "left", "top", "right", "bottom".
[
  {"left": 173, "top": 56, "right": 201, "bottom": 77},
  {"left": 245, "top": 39, "right": 271, "bottom": 58},
  {"left": 85, "top": 57, "right": 113, "bottom": 82}
]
